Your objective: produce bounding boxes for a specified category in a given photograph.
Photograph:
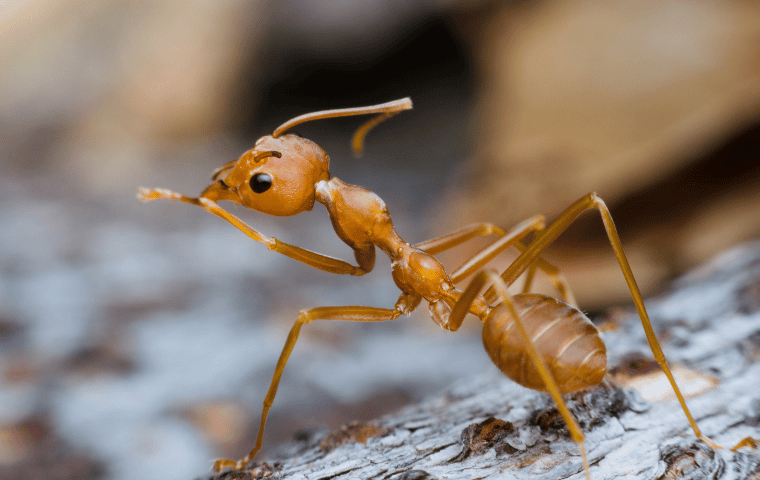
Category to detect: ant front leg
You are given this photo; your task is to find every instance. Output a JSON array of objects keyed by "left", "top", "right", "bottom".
[
  {"left": 213, "top": 302, "right": 412, "bottom": 473},
  {"left": 137, "top": 188, "right": 371, "bottom": 275},
  {"left": 415, "top": 218, "right": 577, "bottom": 305}
]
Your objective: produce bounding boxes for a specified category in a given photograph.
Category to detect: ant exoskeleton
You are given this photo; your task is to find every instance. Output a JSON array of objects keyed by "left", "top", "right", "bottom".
[{"left": 138, "top": 98, "right": 756, "bottom": 479}]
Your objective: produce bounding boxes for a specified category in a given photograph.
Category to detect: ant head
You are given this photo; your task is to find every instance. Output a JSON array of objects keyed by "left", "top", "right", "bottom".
[
  {"left": 201, "top": 134, "right": 330, "bottom": 216},
  {"left": 200, "top": 97, "right": 412, "bottom": 216}
]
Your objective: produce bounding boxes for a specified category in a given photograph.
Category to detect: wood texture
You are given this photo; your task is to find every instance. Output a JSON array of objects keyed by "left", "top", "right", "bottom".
[{"left": 211, "top": 242, "right": 760, "bottom": 480}]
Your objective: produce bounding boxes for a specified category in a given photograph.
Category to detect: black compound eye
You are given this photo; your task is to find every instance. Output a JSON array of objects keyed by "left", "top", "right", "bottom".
[{"left": 249, "top": 173, "right": 273, "bottom": 193}]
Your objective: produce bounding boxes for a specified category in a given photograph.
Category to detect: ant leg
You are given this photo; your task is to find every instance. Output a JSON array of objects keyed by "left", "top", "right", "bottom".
[
  {"left": 212, "top": 304, "right": 407, "bottom": 473},
  {"left": 415, "top": 222, "right": 511, "bottom": 254},
  {"left": 486, "top": 192, "right": 755, "bottom": 450},
  {"left": 453, "top": 230, "right": 577, "bottom": 306},
  {"left": 414, "top": 220, "right": 576, "bottom": 305},
  {"left": 732, "top": 438, "right": 758, "bottom": 451},
  {"left": 448, "top": 217, "right": 545, "bottom": 282},
  {"left": 137, "top": 187, "right": 371, "bottom": 275},
  {"left": 446, "top": 270, "right": 591, "bottom": 480}
]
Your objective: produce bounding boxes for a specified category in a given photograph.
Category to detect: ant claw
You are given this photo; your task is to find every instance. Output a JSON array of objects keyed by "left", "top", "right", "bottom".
[
  {"left": 211, "top": 458, "right": 239, "bottom": 474},
  {"left": 136, "top": 187, "right": 178, "bottom": 202},
  {"left": 136, "top": 187, "right": 159, "bottom": 202},
  {"left": 731, "top": 437, "right": 759, "bottom": 451}
]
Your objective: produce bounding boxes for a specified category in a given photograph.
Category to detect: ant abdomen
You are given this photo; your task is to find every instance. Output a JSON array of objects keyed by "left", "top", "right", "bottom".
[{"left": 483, "top": 294, "right": 607, "bottom": 394}]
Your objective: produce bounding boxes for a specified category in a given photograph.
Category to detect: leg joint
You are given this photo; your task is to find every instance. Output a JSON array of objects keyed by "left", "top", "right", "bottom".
[
  {"left": 296, "top": 310, "right": 312, "bottom": 324},
  {"left": 479, "top": 223, "right": 507, "bottom": 237}
]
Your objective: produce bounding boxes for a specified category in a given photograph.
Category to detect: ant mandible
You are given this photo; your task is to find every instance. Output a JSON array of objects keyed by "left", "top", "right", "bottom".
[{"left": 138, "top": 98, "right": 754, "bottom": 479}]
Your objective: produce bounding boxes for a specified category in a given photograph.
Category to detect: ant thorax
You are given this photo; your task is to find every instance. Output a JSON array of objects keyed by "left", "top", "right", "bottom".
[
  {"left": 315, "top": 177, "right": 455, "bottom": 303},
  {"left": 315, "top": 177, "right": 401, "bottom": 255}
]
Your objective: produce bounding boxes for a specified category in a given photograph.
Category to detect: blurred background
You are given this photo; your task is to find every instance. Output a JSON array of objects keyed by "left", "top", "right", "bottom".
[{"left": 1, "top": 1, "right": 760, "bottom": 479}]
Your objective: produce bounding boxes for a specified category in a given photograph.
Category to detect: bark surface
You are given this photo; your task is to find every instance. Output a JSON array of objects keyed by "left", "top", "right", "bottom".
[{"left": 211, "top": 242, "right": 760, "bottom": 480}]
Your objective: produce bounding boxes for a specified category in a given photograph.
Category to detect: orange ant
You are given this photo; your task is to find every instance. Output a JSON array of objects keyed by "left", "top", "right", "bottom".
[{"left": 137, "top": 98, "right": 755, "bottom": 479}]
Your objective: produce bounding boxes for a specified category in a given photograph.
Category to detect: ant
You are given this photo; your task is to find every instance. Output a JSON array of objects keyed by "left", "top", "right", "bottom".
[{"left": 138, "top": 98, "right": 756, "bottom": 479}]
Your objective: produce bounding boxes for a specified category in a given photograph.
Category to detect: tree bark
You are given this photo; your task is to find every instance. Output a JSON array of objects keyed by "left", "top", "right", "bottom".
[{"left": 211, "top": 242, "right": 760, "bottom": 480}]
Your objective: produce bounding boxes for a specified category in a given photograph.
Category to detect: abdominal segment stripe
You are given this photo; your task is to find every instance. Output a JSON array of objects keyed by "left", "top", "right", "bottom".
[
  {"left": 557, "top": 332, "right": 585, "bottom": 359},
  {"left": 580, "top": 348, "right": 604, "bottom": 369},
  {"left": 516, "top": 301, "right": 542, "bottom": 319},
  {"left": 531, "top": 315, "right": 564, "bottom": 344}
]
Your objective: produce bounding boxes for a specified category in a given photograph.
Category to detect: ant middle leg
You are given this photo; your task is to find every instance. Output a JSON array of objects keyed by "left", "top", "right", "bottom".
[
  {"left": 414, "top": 218, "right": 577, "bottom": 305},
  {"left": 212, "top": 304, "right": 407, "bottom": 473}
]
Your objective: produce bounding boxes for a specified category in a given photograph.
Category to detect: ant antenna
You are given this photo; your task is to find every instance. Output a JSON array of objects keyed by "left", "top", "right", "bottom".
[{"left": 272, "top": 97, "right": 413, "bottom": 157}]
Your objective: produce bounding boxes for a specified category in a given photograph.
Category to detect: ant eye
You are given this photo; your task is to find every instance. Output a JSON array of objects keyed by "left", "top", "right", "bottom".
[{"left": 249, "top": 173, "right": 273, "bottom": 193}]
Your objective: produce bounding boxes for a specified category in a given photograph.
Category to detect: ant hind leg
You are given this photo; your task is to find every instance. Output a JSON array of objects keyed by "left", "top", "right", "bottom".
[
  {"left": 491, "top": 192, "right": 759, "bottom": 451},
  {"left": 446, "top": 270, "right": 592, "bottom": 479}
]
